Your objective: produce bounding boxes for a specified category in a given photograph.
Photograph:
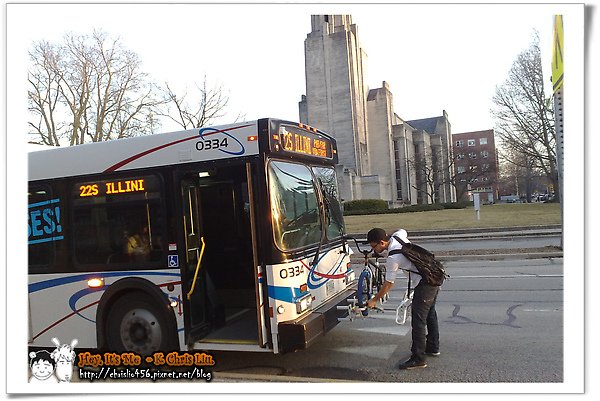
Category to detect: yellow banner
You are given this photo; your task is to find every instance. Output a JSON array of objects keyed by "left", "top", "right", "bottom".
[{"left": 552, "top": 15, "right": 564, "bottom": 93}]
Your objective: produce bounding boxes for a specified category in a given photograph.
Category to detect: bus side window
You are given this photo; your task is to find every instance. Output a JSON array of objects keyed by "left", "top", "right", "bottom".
[{"left": 72, "top": 175, "right": 164, "bottom": 270}]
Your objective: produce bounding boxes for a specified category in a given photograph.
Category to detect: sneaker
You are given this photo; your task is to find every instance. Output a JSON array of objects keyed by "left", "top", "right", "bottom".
[
  {"left": 398, "top": 358, "right": 427, "bottom": 370},
  {"left": 425, "top": 350, "right": 441, "bottom": 357}
]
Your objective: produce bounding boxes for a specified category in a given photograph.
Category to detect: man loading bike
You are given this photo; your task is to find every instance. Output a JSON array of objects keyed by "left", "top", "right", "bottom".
[{"left": 366, "top": 227, "right": 441, "bottom": 370}]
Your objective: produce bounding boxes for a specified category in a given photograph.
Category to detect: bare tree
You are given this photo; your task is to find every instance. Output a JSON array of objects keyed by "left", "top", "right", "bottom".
[
  {"left": 28, "top": 30, "right": 163, "bottom": 146},
  {"left": 28, "top": 41, "right": 66, "bottom": 146},
  {"left": 491, "top": 32, "right": 558, "bottom": 197},
  {"left": 159, "top": 76, "right": 243, "bottom": 129},
  {"left": 497, "top": 146, "right": 541, "bottom": 202},
  {"left": 409, "top": 147, "right": 468, "bottom": 204}
]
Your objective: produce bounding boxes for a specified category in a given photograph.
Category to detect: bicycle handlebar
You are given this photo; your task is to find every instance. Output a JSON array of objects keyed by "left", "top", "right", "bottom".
[{"left": 345, "top": 236, "right": 374, "bottom": 257}]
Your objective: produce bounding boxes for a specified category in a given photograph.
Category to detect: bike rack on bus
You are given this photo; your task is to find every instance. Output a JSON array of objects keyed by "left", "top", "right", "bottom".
[{"left": 336, "top": 235, "right": 412, "bottom": 325}]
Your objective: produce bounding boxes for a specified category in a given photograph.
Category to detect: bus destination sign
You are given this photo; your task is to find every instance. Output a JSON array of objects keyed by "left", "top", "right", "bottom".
[
  {"left": 77, "top": 178, "right": 148, "bottom": 198},
  {"left": 278, "top": 125, "right": 333, "bottom": 159}
]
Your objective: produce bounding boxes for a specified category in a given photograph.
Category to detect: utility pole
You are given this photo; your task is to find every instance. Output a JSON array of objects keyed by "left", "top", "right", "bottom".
[{"left": 552, "top": 15, "right": 564, "bottom": 249}]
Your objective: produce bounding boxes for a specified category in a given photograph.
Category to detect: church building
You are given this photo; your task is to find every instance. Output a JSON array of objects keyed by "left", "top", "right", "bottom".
[{"left": 299, "top": 15, "right": 456, "bottom": 205}]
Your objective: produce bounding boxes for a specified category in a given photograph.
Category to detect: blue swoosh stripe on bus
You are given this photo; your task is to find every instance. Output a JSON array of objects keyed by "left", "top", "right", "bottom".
[
  {"left": 68, "top": 287, "right": 106, "bottom": 323},
  {"left": 28, "top": 198, "right": 61, "bottom": 208},
  {"left": 311, "top": 249, "right": 344, "bottom": 276},
  {"left": 198, "top": 127, "right": 246, "bottom": 155},
  {"left": 28, "top": 236, "right": 64, "bottom": 245},
  {"left": 32, "top": 276, "right": 181, "bottom": 342},
  {"left": 29, "top": 271, "right": 181, "bottom": 294},
  {"left": 267, "top": 285, "right": 308, "bottom": 304},
  {"left": 307, "top": 250, "right": 346, "bottom": 289},
  {"left": 67, "top": 285, "right": 178, "bottom": 324}
]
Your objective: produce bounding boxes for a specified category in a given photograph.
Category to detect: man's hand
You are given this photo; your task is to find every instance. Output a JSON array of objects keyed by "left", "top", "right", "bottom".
[{"left": 365, "top": 281, "right": 393, "bottom": 309}]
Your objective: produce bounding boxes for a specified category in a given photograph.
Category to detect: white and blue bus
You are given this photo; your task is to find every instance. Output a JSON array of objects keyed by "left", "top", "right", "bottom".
[{"left": 28, "top": 118, "right": 355, "bottom": 355}]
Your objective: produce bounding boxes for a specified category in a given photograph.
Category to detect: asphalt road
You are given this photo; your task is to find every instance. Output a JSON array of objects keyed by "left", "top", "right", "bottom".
[{"left": 208, "top": 256, "right": 564, "bottom": 384}]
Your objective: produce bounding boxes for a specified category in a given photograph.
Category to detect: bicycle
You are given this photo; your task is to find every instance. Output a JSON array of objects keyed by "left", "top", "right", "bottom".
[
  {"left": 339, "top": 237, "right": 387, "bottom": 319},
  {"left": 339, "top": 236, "right": 413, "bottom": 324}
]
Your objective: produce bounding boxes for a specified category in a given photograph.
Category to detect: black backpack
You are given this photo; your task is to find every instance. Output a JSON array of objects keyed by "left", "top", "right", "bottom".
[{"left": 387, "top": 235, "right": 449, "bottom": 286}]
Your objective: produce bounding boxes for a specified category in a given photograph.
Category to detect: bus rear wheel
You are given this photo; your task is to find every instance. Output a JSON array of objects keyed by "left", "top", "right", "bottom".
[{"left": 105, "top": 292, "right": 176, "bottom": 355}]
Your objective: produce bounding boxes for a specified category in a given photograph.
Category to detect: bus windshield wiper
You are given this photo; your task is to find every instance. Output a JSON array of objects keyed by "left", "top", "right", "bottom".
[{"left": 311, "top": 179, "right": 329, "bottom": 268}]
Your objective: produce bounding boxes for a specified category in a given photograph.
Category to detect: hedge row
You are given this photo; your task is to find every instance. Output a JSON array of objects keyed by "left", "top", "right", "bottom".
[
  {"left": 343, "top": 200, "right": 470, "bottom": 216},
  {"left": 343, "top": 199, "right": 388, "bottom": 211}
]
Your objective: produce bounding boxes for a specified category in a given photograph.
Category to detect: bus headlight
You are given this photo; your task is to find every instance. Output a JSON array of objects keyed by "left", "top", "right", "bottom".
[{"left": 295, "top": 294, "right": 313, "bottom": 314}]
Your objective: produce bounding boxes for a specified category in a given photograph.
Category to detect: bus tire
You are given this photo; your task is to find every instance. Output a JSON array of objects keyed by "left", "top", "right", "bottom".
[{"left": 104, "top": 292, "right": 177, "bottom": 355}]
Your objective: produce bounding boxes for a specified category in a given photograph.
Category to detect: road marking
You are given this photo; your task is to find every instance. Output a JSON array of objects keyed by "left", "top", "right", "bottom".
[
  {"left": 354, "top": 313, "right": 400, "bottom": 321},
  {"left": 333, "top": 344, "right": 399, "bottom": 359},
  {"left": 352, "top": 325, "right": 411, "bottom": 336},
  {"left": 522, "top": 309, "right": 561, "bottom": 312}
]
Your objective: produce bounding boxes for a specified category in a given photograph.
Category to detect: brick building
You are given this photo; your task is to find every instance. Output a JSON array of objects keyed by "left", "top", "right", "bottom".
[{"left": 452, "top": 129, "right": 499, "bottom": 203}]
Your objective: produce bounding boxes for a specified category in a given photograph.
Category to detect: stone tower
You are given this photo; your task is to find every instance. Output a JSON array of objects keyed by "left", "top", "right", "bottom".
[
  {"left": 300, "top": 14, "right": 456, "bottom": 205},
  {"left": 299, "top": 15, "right": 370, "bottom": 201}
]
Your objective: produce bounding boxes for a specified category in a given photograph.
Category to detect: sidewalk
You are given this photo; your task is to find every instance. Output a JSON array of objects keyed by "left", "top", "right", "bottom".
[
  {"left": 348, "top": 224, "right": 562, "bottom": 240},
  {"left": 347, "top": 225, "right": 563, "bottom": 261}
]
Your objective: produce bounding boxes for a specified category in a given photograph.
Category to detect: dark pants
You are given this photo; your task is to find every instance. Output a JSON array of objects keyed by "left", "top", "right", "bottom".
[{"left": 410, "top": 281, "right": 440, "bottom": 362}]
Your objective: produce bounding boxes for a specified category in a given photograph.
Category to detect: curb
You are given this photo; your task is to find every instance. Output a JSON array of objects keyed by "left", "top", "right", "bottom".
[
  {"left": 400, "top": 224, "right": 562, "bottom": 236},
  {"left": 347, "top": 225, "right": 562, "bottom": 238},
  {"left": 350, "top": 252, "right": 563, "bottom": 263},
  {"left": 436, "top": 252, "right": 563, "bottom": 261},
  {"left": 347, "top": 227, "right": 562, "bottom": 242}
]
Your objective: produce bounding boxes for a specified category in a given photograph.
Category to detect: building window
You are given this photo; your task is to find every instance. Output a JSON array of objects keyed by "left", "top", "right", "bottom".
[
  {"left": 481, "top": 150, "right": 489, "bottom": 158},
  {"left": 457, "top": 166, "right": 466, "bottom": 174},
  {"left": 455, "top": 140, "right": 464, "bottom": 147},
  {"left": 468, "top": 139, "right": 476, "bottom": 146},
  {"left": 457, "top": 153, "right": 465, "bottom": 160},
  {"left": 393, "top": 141, "right": 404, "bottom": 201},
  {"left": 479, "top": 138, "right": 488, "bottom": 145},
  {"left": 469, "top": 152, "right": 477, "bottom": 159}
]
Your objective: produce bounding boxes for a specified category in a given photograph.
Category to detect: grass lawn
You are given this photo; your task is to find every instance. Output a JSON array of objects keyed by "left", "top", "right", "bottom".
[{"left": 343, "top": 203, "right": 562, "bottom": 234}]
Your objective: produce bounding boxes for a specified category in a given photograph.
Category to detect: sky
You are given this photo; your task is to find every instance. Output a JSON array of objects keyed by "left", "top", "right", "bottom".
[
  {"left": 2, "top": 1, "right": 591, "bottom": 395},
  {"left": 6, "top": 2, "right": 581, "bottom": 135}
]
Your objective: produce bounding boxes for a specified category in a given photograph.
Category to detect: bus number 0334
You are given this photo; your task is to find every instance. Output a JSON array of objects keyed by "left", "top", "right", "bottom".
[
  {"left": 196, "top": 138, "right": 229, "bottom": 151},
  {"left": 280, "top": 265, "right": 305, "bottom": 279}
]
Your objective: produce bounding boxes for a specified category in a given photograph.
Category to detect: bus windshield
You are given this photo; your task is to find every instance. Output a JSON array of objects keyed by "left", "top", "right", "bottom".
[
  {"left": 312, "top": 166, "right": 345, "bottom": 241},
  {"left": 268, "top": 160, "right": 321, "bottom": 251},
  {"left": 268, "top": 160, "right": 344, "bottom": 251}
]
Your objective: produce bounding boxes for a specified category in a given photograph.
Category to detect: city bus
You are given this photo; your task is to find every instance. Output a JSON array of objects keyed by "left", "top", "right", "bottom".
[{"left": 28, "top": 118, "right": 355, "bottom": 355}]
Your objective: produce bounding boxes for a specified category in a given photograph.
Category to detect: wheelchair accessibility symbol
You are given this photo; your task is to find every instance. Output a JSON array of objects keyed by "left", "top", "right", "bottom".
[{"left": 168, "top": 255, "right": 179, "bottom": 268}]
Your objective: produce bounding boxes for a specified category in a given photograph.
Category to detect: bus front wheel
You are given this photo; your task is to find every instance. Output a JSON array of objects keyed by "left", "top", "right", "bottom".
[{"left": 105, "top": 292, "right": 177, "bottom": 355}]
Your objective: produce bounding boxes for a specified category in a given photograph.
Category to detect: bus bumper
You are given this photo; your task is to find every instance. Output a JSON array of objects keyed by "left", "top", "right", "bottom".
[{"left": 277, "top": 288, "right": 356, "bottom": 354}]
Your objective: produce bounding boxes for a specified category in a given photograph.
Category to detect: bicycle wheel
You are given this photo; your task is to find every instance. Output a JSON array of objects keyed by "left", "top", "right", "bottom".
[
  {"left": 371, "top": 266, "right": 386, "bottom": 302},
  {"left": 357, "top": 269, "right": 372, "bottom": 316}
]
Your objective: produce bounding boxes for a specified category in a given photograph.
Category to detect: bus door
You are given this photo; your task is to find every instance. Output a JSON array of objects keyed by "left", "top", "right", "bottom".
[{"left": 180, "top": 164, "right": 266, "bottom": 347}]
